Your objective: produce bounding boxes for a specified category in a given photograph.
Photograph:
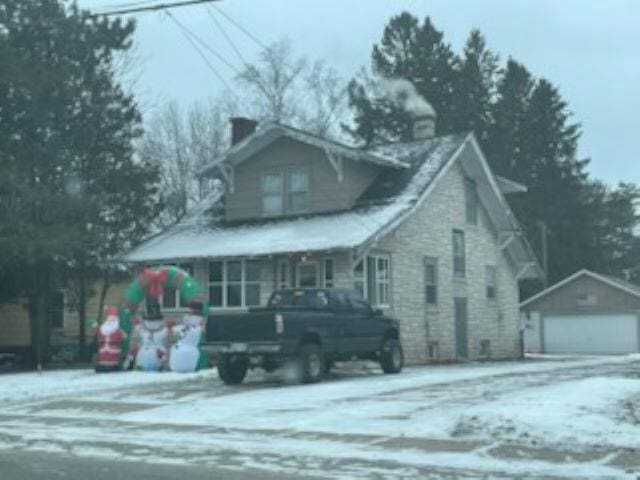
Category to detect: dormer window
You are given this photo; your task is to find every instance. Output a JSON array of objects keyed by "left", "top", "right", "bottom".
[
  {"left": 261, "top": 172, "right": 284, "bottom": 216},
  {"left": 287, "top": 168, "right": 310, "bottom": 213}
]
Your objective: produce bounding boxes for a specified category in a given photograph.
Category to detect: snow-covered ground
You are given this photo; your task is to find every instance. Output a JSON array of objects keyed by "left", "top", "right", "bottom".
[{"left": 0, "top": 355, "right": 639, "bottom": 479}]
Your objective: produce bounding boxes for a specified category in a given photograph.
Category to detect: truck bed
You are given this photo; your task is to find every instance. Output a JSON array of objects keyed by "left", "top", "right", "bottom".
[{"left": 206, "top": 309, "right": 277, "bottom": 343}]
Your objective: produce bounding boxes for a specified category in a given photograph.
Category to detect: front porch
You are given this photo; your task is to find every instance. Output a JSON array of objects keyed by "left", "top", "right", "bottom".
[{"left": 156, "top": 250, "right": 392, "bottom": 315}]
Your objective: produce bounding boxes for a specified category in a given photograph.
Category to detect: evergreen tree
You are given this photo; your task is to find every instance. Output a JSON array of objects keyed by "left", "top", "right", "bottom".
[
  {"left": 0, "top": 1, "right": 160, "bottom": 364},
  {"left": 452, "top": 30, "right": 499, "bottom": 144},
  {"left": 345, "top": 13, "right": 459, "bottom": 144}
]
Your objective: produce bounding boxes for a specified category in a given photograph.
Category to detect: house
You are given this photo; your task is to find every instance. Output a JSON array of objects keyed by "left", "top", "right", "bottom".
[
  {"left": 124, "top": 112, "right": 542, "bottom": 364},
  {"left": 0, "top": 281, "right": 128, "bottom": 362},
  {"left": 521, "top": 269, "right": 640, "bottom": 355}
]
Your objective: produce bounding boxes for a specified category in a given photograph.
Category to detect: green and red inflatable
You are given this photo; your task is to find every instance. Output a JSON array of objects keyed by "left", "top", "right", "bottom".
[{"left": 98, "top": 266, "right": 208, "bottom": 371}]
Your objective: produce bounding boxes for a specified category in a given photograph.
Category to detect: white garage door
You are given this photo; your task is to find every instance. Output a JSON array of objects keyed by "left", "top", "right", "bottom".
[{"left": 543, "top": 314, "right": 638, "bottom": 354}]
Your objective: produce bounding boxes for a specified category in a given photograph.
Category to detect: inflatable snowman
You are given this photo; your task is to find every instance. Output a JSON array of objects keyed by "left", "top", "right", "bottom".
[
  {"left": 169, "top": 313, "right": 205, "bottom": 373},
  {"left": 95, "top": 306, "right": 126, "bottom": 372},
  {"left": 134, "top": 301, "right": 168, "bottom": 372}
]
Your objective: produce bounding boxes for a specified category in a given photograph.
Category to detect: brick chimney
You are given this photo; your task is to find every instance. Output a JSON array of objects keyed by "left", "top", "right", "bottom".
[
  {"left": 412, "top": 112, "right": 436, "bottom": 140},
  {"left": 230, "top": 117, "right": 258, "bottom": 145}
]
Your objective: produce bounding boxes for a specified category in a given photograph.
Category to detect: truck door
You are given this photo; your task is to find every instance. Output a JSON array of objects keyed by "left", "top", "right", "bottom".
[{"left": 346, "top": 295, "right": 380, "bottom": 354}]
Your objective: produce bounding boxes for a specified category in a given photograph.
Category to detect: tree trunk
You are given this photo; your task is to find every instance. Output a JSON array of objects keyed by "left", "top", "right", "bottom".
[
  {"left": 96, "top": 273, "right": 111, "bottom": 325},
  {"left": 29, "top": 264, "right": 51, "bottom": 369},
  {"left": 77, "top": 260, "right": 87, "bottom": 361}
]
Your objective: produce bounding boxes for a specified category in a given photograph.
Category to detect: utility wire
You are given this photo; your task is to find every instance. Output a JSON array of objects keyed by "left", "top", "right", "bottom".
[
  {"left": 166, "top": 12, "right": 237, "bottom": 97},
  {"left": 212, "top": 4, "right": 268, "bottom": 50},
  {"left": 89, "top": 0, "right": 221, "bottom": 18},
  {"left": 167, "top": 11, "right": 240, "bottom": 74},
  {"left": 204, "top": 5, "right": 248, "bottom": 67}
]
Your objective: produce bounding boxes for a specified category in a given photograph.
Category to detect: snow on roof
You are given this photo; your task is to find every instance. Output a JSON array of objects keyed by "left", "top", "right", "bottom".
[
  {"left": 123, "top": 202, "right": 411, "bottom": 262},
  {"left": 125, "top": 133, "right": 470, "bottom": 263},
  {"left": 520, "top": 269, "right": 640, "bottom": 308},
  {"left": 198, "top": 123, "right": 409, "bottom": 177}
]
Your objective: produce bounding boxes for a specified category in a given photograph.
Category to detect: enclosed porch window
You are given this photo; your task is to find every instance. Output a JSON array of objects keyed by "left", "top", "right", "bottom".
[
  {"left": 209, "top": 259, "right": 262, "bottom": 308},
  {"left": 353, "top": 254, "right": 390, "bottom": 307}
]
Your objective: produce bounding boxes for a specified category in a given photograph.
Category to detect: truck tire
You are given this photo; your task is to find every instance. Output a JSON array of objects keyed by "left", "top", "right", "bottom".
[
  {"left": 217, "top": 354, "right": 249, "bottom": 385},
  {"left": 299, "top": 344, "right": 324, "bottom": 383},
  {"left": 380, "top": 339, "right": 403, "bottom": 374}
]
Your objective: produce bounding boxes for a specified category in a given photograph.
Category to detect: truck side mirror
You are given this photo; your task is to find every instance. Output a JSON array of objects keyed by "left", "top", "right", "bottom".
[{"left": 373, "top": 309, "right": 383, "bottom": 317}]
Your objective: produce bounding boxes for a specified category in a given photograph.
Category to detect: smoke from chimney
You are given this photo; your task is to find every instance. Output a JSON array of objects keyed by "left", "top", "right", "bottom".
[
  {"left": 379, "top": 77, "right": 436, "bottom": 140},
  {"left": 378, "top": 78, "right": 435, "bottom": 118}
]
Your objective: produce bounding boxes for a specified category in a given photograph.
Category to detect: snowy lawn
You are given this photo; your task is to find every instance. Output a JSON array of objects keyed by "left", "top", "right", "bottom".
[{"left": 0, "top": 355, "right": 639, "bottom": 479}]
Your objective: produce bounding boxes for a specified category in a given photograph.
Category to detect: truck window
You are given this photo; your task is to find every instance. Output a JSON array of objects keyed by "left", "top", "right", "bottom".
[
  {"left": 330, "top": 291, "right": 350, "bottom": 312},
  {"left": 268, "top": 290, "right": 330, "bottom": 309}
]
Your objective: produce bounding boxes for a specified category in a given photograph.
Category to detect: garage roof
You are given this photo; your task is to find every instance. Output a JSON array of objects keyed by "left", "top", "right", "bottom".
[{"left": 520, "top": 269, "right": 640, "bottom": 308}]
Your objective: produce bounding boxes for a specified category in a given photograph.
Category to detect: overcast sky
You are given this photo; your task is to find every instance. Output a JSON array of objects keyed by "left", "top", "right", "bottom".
[{"left": 79, "top": 0, "right": 640, "bottom": 188}]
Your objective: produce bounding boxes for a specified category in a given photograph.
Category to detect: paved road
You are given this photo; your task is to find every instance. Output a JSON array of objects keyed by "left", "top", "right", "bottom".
[
  {"left": 0, "top": 357, "right": 638, "bottom": 479},
  {"left": 0, "top": 449, "right": 323, "bottom": 480}
]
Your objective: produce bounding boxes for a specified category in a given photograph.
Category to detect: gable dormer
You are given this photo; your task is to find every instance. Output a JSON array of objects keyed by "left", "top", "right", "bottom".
[{"left": 199, "top": 120, "right": 407, "bottom": 222}]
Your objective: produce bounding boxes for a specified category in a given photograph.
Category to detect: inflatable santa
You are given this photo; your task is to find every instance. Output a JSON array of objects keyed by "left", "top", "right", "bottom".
[
  {"left": 134, "top": 300, "right": 168, "bottom": 372},
  {"left": 169, "top": 312, "right": 205, "bottom": 373},
  {"left": 95, "top": 306, "right": 126, "bottom": 373}
]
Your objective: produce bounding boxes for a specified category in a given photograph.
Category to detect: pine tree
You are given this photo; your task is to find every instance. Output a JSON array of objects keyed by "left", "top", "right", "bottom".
[
  {"left": 452, "top": 30, "right": 499, "bottom": 143},
  {"left": 0, "top": 1, "right": 160, "bottom": 364},
  {"left": 345, "top": 12, "right": 459, "bottom": 144}
]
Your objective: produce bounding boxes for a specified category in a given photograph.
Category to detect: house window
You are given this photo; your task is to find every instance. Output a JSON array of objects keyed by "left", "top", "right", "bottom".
[
  {"left": 452, "top": 230, "right": 466, "bottom": 277},
  {"left": 424, "top": 257, "right": 438, "bottom": 305},
  {"left": 353, "top": 254, "right": 391, "bottom": 307},
  {"left": 209, "top": 259, "right": 263, "bottom": 308},
  {"left": 245, "top": 260, "right": 261, "bottom": 306},
  {"left": 323, "top": 258, "right": 334, "bottom": 288},
  {"left": 209, "top": 261, "right": 224, "bottom": 307},
  {"left": 296, "top": 262, "right": 318, "bottom": 288},
  {"left": 49, "top": 292, "right": 64, "bottom": 329},
  {"left": 287, "top": 168, "right": 310, "bottom": 213},
  {"left": 162, "top": 263, "right": 193, "bottom": 309},
  {"left": 261, "top": 172, "right": 284, "bottom": 216},
  {"left": 277, "top": 259, "right": 290, "bottom": 289},
  {"left": 465, "top": 178, "right": 478, "bottom": 225},
  {"left": 485, "top": 266, "right": 497, "bottom": 300},
  {"left": 226, "top": 260, "right": 243, "bottom": 307}
]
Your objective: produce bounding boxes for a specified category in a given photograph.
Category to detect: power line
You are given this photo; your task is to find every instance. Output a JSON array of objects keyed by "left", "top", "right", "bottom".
[
  {"left": 167, "top": 11, "right": 240, "bottom": 74},
  {"left": 165, "top": 12, "right": 237, "bottom": 97},
  {"left": 212, "top": 4, "right": 268, "bottom": 51},
  {"left": 204, "top": 5, "right": 248, "bottom": 67},
  {"left": 89, "top": 0, "right": 221, "bottom": 18}
]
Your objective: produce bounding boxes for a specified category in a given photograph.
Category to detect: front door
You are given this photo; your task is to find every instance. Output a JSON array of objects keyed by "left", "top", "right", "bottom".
[
  {"left": 454, "top": 298, "right": 468, "bottom": 359},
  {"left": 296, "top": 262, "right": 319, "bottom": 288}
]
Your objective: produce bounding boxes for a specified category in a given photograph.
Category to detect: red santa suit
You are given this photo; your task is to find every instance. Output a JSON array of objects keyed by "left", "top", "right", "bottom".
[{"left": 96, "top": 306, "right": 126, "bottom": 372}]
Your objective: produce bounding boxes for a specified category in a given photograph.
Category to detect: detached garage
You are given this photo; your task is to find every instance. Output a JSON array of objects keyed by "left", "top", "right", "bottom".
[{"left": 521, "top": 270, "right": 640, "bottom": 355}]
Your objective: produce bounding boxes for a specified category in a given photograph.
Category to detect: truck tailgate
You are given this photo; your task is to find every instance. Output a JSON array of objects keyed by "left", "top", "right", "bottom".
[{"left": 206, "top": 310, "right": 277, "bottom": 343}]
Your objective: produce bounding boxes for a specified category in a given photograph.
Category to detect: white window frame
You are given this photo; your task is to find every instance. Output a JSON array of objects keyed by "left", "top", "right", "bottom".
[
  {"left": 277, "top": 259, "right": 291, "bottom": 289},
  {"left": 353, "top": 254, "right": 391, "bottom": 307},
  {"left": 261, "top": 172, "right": 284, "bottom": 216},
  {"left": 287, "top": 167, "right": 310, "bottom": 214},
  {"left": 424, "top": 257, "right": 438, "bottom": 306},
  {"left": 208, "top": 259, "right": 263, "bottom": 309},
  {"left": 452, "top": 229, "right": 466, "bottom": 277},
  {"left": 295, "top": 261, "right": 319, "bottom": 288},
  {"left": 465, "top": 177, "right": 478, "bottom": 225},
  {"left": 323, "top": 258, "right": 334, "bottom": 288}
]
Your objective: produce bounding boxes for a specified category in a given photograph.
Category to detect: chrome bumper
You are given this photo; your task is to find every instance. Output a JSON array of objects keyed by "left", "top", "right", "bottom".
[{"left": 203, "top": 342, "right": 282, "bottom": 354}]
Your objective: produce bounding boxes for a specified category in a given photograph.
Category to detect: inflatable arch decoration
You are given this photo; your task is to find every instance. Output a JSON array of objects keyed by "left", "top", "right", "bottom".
[{"left": 118, "top": 266, "right": 209, "bottom": 367}]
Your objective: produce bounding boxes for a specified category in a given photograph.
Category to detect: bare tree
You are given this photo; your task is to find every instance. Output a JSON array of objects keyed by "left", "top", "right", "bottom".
[
  {"left": 234, "top": 38, "right": 348, "bottom": 138},
  {"left": 139, "top": 100, "right": 228, "bottom": 228},
  {"left": 301, "top": 60, "right": 348, "bottom": 138}
]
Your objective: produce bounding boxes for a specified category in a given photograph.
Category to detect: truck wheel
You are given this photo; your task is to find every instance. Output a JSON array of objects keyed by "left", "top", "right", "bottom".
[
  {"left": 380, "top": 339, "right": 403, "bottom": 374},
  {"left": 299, "top": 344, "right": 324, "bottom": 383},
  {"left": 217, "top": 354, "right": 249, "bottom": 385}
]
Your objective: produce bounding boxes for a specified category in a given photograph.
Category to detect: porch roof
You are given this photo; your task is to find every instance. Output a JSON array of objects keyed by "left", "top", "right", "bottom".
[{"left": 122, "top": 201, "right": 410, "bottom": 263}]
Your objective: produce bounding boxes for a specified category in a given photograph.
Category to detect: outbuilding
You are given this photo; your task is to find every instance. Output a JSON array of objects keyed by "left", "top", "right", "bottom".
[{"left": 521, "top": 269, "right": 640, "bottom": 354}]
